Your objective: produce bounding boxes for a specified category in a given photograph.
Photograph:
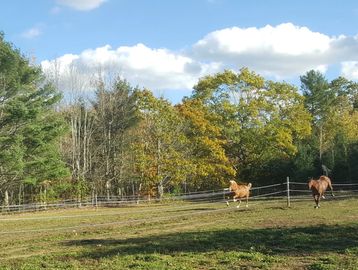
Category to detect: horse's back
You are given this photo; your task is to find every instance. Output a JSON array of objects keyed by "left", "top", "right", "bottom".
[
  {"left": 309, "top": 176, "right": 331, "bottom": 195},
  {"left": 319, "top": 175, "right": 332, "bottom": 185},
  {"left": 233, "top": 184, "right": 251, "bottom": 197}
]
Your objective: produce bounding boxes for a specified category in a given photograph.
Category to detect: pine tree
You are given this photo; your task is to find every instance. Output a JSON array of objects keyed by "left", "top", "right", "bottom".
[{"left": 0, "top": 32, "right": 69, "bottom": 205}]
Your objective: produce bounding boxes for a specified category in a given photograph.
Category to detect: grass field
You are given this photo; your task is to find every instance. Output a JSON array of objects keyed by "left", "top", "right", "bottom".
[{"left": 0, "top": 197, "right": 357, "bottom": 270}]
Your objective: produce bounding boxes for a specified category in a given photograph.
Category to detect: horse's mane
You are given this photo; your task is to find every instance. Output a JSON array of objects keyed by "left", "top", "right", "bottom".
[{"left": 229, "top": 180, "right": 238, "bottom": 189}]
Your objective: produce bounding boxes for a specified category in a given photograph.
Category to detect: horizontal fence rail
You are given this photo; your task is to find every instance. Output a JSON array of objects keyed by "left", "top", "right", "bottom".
[{"left": 1, "top": 179, "right": 358, "bottom": 214}]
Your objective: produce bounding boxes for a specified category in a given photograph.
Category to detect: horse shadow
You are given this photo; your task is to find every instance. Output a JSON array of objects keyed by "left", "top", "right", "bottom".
[{"left": 64, "top": 223, "right": 358, "bottom": 259}]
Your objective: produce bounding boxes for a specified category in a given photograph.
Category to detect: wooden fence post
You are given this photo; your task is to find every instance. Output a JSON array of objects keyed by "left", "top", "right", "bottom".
[{"left": 286, "top": 176, "right": 291, "bottom": 208}]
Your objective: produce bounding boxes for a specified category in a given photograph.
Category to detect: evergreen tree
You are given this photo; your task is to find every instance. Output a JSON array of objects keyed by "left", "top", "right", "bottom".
[
  {"left": 0, "top": 32, "right": 69, "bottom": 204},
  {"left": 299, "top": 70, "right": 358, "bottom": 181}
]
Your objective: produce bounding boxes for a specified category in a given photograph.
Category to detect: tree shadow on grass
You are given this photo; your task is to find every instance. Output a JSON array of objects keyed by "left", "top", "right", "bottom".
[
  {"left": 165, "top": 207, "right": 217, "bottom": 213},
  {"left": 65, "top": 223, "right": 358, "bottom": 259}
]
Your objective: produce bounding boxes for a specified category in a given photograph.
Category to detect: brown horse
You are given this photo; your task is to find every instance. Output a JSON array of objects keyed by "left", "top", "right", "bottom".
[
  {"left": 308, "top": 175, "right": 334, "bottom": 208},
  {"left": 226, "top": 180, "right": 252, "bottom": 208}
]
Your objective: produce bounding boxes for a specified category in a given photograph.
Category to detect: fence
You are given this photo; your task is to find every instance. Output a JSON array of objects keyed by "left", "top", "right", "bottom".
[{"left": 1, "top": 178, "right": 358, "bottom": 214}]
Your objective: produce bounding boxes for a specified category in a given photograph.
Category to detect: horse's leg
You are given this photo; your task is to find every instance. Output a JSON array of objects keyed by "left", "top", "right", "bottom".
[
  {"left": 314, "top": 195, "right": 319, "bottom": 208},
  {"left": 245, "top": 195, "right": 249, "bottom": 208},
  {"left": 236, "top": 199, "right": 241, "bottom": 208},
  {"left": 317, "top": 195, "right": 321, "bottom": 208}
]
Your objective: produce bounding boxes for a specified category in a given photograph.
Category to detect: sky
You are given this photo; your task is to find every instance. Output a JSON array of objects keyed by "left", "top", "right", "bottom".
[{"left": 1, "top": 0, "right": 358, "bottom": 103}]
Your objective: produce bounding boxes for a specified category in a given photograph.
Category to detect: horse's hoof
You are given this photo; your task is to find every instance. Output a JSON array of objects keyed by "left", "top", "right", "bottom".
[
  {"left": 246, "top": 205, "right": 249, "bottom": 208},
  {"left": 236, "top": 205, "right": 240, "bottom": 209},
  {"left": 226, "top": 202, "right": 229, "bottom": 207},
  {"left": 322, "top": 196, "right": 325, "bottom": 199}
]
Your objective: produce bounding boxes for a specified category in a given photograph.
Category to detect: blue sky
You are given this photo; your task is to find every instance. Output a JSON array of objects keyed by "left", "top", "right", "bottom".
[{"left": 1, "top": 0, "right": 358, "bottom": 103}]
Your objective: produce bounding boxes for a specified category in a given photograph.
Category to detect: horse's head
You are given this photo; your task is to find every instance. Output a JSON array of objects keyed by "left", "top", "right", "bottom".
[
  {"left": 308, "top": 178, "right": 314, "bottom": 189},
  {"left": 229, "top": 180, "right": 236, "bottom": 192}
]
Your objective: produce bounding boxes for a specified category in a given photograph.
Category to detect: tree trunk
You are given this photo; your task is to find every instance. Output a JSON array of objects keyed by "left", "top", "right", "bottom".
[
  {"left": 319, "top": 125, "right": 323, "bottom": 162},
  {"left": 106, "top": 180, "right": 111, "bottom": 201},
  {"left": 158, "top": 184, "right": 164, "bottom": 201},
  {"left": 4, "top": 190, "right": 9, "bottom": 211},
  {"left": 18, "top": 184, "right": 22, "bottom": 206}
]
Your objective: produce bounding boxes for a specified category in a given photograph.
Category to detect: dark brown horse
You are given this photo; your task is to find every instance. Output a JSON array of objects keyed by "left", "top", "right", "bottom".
[
  {"left": 226, "top": 180, "right": 252, "bottom": 208},
  {"left": 308, "top": 175, "right": 334, "bottom": 208}
]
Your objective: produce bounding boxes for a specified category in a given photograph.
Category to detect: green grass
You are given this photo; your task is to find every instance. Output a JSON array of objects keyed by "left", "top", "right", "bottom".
[{"left": 0, "top": 198, "right": 357, "bottom": 269}]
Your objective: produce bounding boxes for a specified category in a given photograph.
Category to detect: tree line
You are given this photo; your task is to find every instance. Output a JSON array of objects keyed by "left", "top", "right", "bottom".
[{"left": 1, "top": 33, "right": 357, "bottom": 206}]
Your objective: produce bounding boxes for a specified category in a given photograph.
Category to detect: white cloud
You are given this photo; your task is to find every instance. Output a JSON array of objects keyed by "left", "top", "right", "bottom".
[
  {"left": 56, "top": 0, "right": 106, "bottom": 11},
  {"left": 42, "top": 23, "right": 358, "bottom": 97},
  {"left": 191, "top": 23, "right": 358, "bottom": 79},
  {"left": 191, "top": 23, "right": 336, "bottom": 78},
  {"left": 21, "top": 27, "right": 42, "bottom": 39},
  {"left": 42, "top": 54, "right": 80, "bottom": 74},
  {"left": 194, "top": 23, "right": 330, "bottom": 56},
  {"left": 341, "top": 61, "right": 358, "bottom": 79},
  {"left": 41, "top": 44, "right": 219, "bottom": 92}
]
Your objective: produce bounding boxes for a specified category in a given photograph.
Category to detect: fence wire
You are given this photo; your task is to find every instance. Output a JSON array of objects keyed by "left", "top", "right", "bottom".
[
  {"left": 1, "top": 180, "right": 357, "bottom": 214},
  {"left": 0, "top": 180, "right": 357, "bottom": 235}
]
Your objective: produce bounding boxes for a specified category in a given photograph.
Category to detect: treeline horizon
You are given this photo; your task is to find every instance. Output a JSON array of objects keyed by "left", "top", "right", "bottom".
[{"left": 1, "top": 33, "right": 357, "bottom": 206}]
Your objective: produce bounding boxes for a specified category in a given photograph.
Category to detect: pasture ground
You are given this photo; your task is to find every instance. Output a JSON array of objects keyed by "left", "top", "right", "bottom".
[{"left": 0, "top": 197, "right": 357, "bottom": 270}]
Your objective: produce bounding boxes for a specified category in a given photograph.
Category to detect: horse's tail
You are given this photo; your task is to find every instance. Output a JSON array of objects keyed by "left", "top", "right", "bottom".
[
  {"left": 247, "top": 183, "right": 252, "bottom": 190},
  {"left": 321, "top": 176, "right": 334, "bottom": 196},
  {"left": 328, "top": 177, "right": 335, "bottom": 197}
]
